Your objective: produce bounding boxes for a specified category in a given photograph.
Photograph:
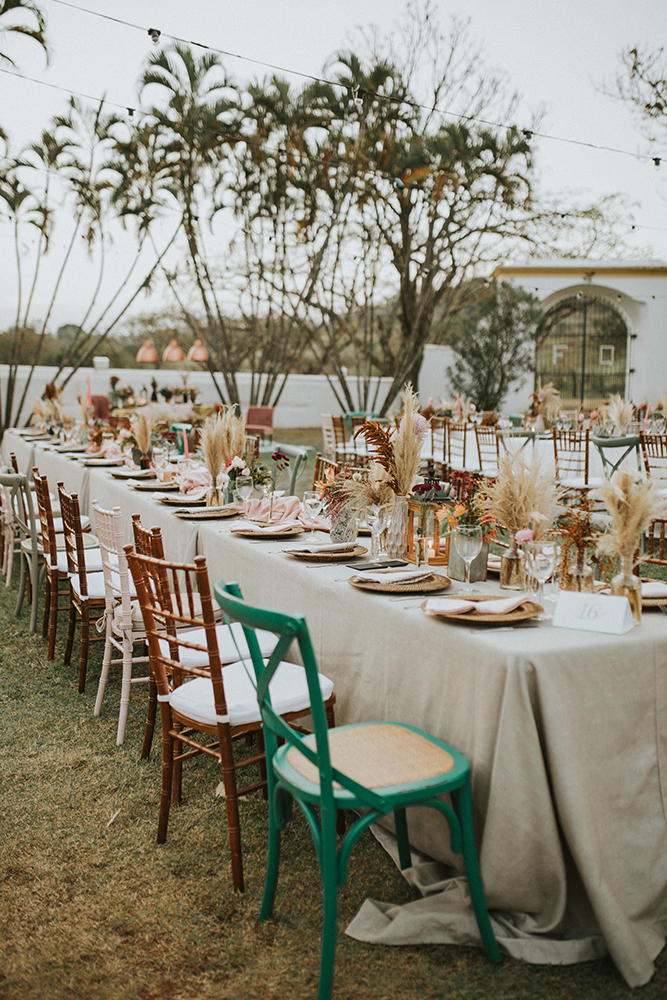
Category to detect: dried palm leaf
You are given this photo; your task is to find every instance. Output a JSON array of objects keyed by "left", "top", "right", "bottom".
[
  {"left": 132, "top": 414, "right": 151, "bottom": 456},
  {"left": 607, "top": 394, "right": 632, "bottom": 435},
  {"left": 200, "top": 415, "right": 226, "bottom": 483},
  {"left": 393, "top": 384, "right": 428, "bottom": 495}
]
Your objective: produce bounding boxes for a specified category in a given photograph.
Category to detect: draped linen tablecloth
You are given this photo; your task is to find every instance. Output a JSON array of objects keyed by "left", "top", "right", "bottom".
[{"left": 2, "top": 428, "right": 666, "bottom": 987}]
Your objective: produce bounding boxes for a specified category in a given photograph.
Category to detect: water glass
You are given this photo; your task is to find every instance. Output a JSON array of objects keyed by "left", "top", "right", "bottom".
[
  {"left": 525, "top": 541, "right": 558, "bottom": 619},
  {"left": 302, "top": 491, "right": 322, "bottom": 537},
  {"left": 453, "top": 525, "right": 483, "bottom": 594},
  {"left": 366, "top": 504, "right": 389, "bottom": 563},
  {"left": 236, "top": 475, "right": 253, "bottom": 515}
]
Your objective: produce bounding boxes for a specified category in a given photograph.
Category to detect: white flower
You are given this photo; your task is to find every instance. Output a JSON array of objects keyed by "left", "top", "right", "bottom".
[
  {"left": 217, "top": 471, "right": 230, "bottom": 486},
  {"left": 230, "top": 456, "right": 245, "bottom": 469},
  {"left": 242, "top": 467, "right": 250, "bottom": 476},
  {"left": 413, "top": 414, "right": 428, "bottom": 438}
]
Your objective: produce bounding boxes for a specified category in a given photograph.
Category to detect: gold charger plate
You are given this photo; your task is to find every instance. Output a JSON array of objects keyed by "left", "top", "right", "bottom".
[
  {"left": 54, "top": 444, "right": 86, "bottom": 453},
  {"left": 231, "top": 526, "right": 305, "bottom": 539},
  {"left": 172, "top": 506, "right": 239, "bottom": 520},
  {"left": 111, "top": 468, "right": 156, "bottom": 480},
  {"left": 286, "top": 544, "right": 368, "bottom": 562},
  {"left": 78, "top": 457, "right": 125, "bottom": 466},
  {"left": 421, "top": 594, "right": 542, "bottom": 624},
  {"left": 349, "top": 573, "right": 451, "bottom": 594},
  {"left": 159, "top": 493, "right": 206, "bottom": 506}
]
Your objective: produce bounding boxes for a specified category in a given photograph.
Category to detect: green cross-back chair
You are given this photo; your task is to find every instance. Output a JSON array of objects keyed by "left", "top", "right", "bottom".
[{"left": 213, "top": 581, "right": 501, "bottom": 1000}]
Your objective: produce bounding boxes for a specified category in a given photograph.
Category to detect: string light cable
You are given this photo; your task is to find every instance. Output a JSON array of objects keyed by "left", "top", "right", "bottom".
[{"left": 42, "top": 0, "right": 667, "bottom": 166}]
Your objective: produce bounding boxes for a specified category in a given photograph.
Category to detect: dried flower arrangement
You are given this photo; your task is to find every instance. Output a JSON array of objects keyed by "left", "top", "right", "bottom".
[
  {"left": 445, "top": 471, "right": 498, "bottom": 541},
  {"left": 132, "top": 414, "right": 151, "bottom": 457},
  {"left": 219, "top": 405, "right": 246, "bottom": 464},
  {"left": 607, "top": 394, "right": 632, "bottom": 436},
  {"left": 476, "top": 453, "right": 559, "bottom": 540},
  {"left": 551, "top": 496, "right": 605, "bottom": 586},
  {"left": 200, "top": 415, "right": 226, "bottom": 503},
  {"left": 595, "top": 463, "right": 667, "bottom": 569},
  {"left": 354, "top": 384, "right": 428, "bottom": 496},
  {"left": 527, "top": 381, "right": 561, "bottom": 426},
  {"left": 339, "top": 462, "right": 396, "bottom": 514}
]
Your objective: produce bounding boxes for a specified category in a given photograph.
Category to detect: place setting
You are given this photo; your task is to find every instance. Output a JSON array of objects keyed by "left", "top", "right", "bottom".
[{"left": 284, "top": 540, "right": 368, "bottom": 562}]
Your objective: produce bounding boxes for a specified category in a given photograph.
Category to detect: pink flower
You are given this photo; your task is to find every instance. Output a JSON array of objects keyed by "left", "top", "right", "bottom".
[
  {"left": 590, "top": 410, "right": 598, "bottom": 420},
  {"left": 578, "top": 412, "right": 585, "bottom": 422},
  {"left": 537, "top": 389, "right": 546, "bottom": 402},
  {"left": 413, "top": 414, "right": 428, "bottom": 437},
  {"left": 469, "top": 402, "right": 477, "bottom": 412},
  {"left": 515, "top": 529, "right": 534, "bottom": 543}
]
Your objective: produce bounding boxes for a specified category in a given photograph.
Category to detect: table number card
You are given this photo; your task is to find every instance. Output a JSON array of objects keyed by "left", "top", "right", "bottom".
[{"left": 552, "top": 590, "right": 634, "bottom": 635}]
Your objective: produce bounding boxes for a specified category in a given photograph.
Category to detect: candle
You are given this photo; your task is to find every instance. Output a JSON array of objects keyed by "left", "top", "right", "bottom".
[
  {"left": 87, "top": 375, "right": 92, "bottom": 408},
  {"left": 643, "top": 403, "right": 651, "bottom": 432},
  {"left": 182, "top": 427, "right": 189, "bottom": 464}
]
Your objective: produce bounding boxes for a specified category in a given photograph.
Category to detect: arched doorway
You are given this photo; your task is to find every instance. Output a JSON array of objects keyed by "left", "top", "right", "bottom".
[{"left": 534, "top": 295, "right": 627, "bottom": 408}]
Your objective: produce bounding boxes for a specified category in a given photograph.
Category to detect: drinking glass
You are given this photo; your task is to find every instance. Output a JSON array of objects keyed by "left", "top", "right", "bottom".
[
  {"left": 525, "top": 541, "right": 558, "bottom": 619},
  {"left": 366, "top": 503, "right": 389, "bottom": 563},
  {"left": 151, "top": 445, "right": 166, "bottom": 476},
  {"left": 453, "top": 525, "right": 483, "bottom": 594},
  {"left": 302, "top": 491, "right": 322, "bottom": 537},
  {"left": 236, "top": 475, "right": 253, "bottom": 515}
]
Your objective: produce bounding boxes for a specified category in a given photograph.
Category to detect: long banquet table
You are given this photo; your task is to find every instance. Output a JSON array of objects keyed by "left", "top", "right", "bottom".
[{"left": 3, "top": 429, "right": 667, "bottom": 987}]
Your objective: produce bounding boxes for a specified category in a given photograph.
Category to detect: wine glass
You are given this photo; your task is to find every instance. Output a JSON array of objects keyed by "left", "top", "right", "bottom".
[
  {"left": 302, "top": 491, "right": 322, "bottom": 538},
  {"left": 236, "top": 475, "right": 253, "bottom": 515},
  {"left": 151, "top": 445, "right": 166, "bottom": 477},
  {"left": 453, "top": 525, "right": 483, "bottom": 594},
  {"left": 525, "top": 541, "right": 558, "bottom": 619},
  {"left": 366, "top": 503, "right": 389, "bottom": 563}
]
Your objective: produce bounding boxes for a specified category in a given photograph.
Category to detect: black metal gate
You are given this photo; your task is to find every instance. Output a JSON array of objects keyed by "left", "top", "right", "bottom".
[{"left": 535, "top": 295, "right": 627, "bottom": 408}]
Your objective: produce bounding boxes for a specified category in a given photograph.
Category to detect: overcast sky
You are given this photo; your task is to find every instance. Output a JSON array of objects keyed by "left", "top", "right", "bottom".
[{"left": 1, "top": 0, "right": 666, "bottom": 334}]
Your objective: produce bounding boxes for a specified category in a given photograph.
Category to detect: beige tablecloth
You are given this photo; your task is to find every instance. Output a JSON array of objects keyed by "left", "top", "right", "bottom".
[{"left": 2, "top": 428, "right": 666, "bottom": 987}]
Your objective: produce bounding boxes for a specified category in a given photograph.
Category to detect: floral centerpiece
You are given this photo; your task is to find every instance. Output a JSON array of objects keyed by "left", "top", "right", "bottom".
[
  {"left": 476, "top": 453, "right": 558, "bottom": 589},
  {"left": 594, "top": 463, "right": 667, "bottom": 625},
  {"left": 607, "top": 394, "right": 633, "bottom": 437},
  {"left": 200, "top": 413, "right": 228, "bottom": 506},
  {"left": 551, "top": 496, "right": 604, "bottom": 593},
  {"left": 527, "top": 381, "right": 561, "bottom": 431}
]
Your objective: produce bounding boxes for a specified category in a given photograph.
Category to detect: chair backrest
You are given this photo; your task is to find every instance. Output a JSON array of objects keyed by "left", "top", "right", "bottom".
[
  {"left": 57, "top": 483, "right": 91, "bottom": 596},
  {"left": 272, "top": 444, "right": 309, "bottom": 495},
  {"left": 430, "top": 417, "right": 447, "bottom": 468},
  {"left": 131, "top": 513, "right": 166, "bottom": 559},
  {"left": 0, "top": 471, "right": 38, "bottom": 554},
  {"left": 321, "top": 415, "right": 336, "bottom": 461},
  {"left": 645, "top": 518, "right": 667, "bottom": 565},
  {"left": 552, "top": 429, "right": 589, "bottom": 482},
  {"left": 447, "top": 421, "right": 468, "bottom": 470},
  {"left": 641, "top": 433, "right": 667, "bottom": 487},
  {"left": 312, "top": 453, "right": 340, "bottom": 491},
  {"left": 32, "top": 470, "right": 59, "bottom": 569},
  {"left": 9, "top": 452, "right": 20, "bottom": 474},
  {"left": 474, "top": 426, "right": 499, "bottom": 475},
  {"left": 125, "top": 547, "right": 229, "bottom": 712},
  {"left": 212, "top": 582, "right": 393, "bottom": 815},
  {"left": 331, "top": 416, "right": 348, "bottom": 453},
  {"left": 92, "top": 500, "right": 132, "bottom": 616},
  {"left": 244, "top": 434, "right": 260, "bottom": 462},
  {"left": 246, "top": 406, "right": 274, "bottom": 435}
]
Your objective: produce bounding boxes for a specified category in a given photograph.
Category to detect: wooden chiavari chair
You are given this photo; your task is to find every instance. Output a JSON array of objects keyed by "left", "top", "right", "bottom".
[
  {"left": 474, "top": 426, "right": 500, "bottom": 478},
  {"left": 312, "top": 454, "right": 340, "bottom": 490},
  {"left": 552, "top": 429, "right": 601, "bottom": 501}
]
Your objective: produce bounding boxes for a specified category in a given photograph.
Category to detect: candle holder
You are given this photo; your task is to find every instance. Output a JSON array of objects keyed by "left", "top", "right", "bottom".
[{"left": 405, "top": 499, "right": 448, "bottom": 566}]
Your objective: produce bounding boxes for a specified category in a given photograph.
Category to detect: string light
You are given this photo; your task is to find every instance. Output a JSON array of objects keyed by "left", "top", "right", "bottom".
[
  {"left": 653, "top": 157, "right": 662, "bottom": 170},
  {"left": 147, "top": 28, "right": 161, "bottom": 44},
  {"left": 42, "top": 0, "right": 667, "bottom": 167}
]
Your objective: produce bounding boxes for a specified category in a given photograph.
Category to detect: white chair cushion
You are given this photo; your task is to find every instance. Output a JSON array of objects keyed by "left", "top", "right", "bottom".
[
  {"left": 113, "top": 592, "right": 225, "bottom": 631},
  {"left": 168, "top": 658, "right": 334, "bottom": 727},
  {"left": 56, "top": 547, "right": 110, "bottom": 574},
  {"left": 70, "top": 571, "right": 136, "bottom": 601},
  {"left": 558, "top": 476, "right": 603, "bottom": 489},
  {"left": 53, "top": 515, "right": 91, "bottom": 532},
  {"left": 158, "top": 620, "right": 276, "bottom": 667}
]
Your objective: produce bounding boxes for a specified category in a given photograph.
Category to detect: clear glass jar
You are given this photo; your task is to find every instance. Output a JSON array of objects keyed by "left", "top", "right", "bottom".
[
  {"left": 610, "top": 556, "right": 642, "bottom": 626},
  {"left": 564, "top": 561, "right": 595, "bottom": 593},
  {"left": 500, "top": 543, "right": 525, "bottom": 590}
]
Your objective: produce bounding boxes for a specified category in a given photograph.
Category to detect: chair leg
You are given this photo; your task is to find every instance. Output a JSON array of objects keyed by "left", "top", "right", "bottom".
[
  {"left": 172, "top": 722, "right": 183, "bottom": 805},
  {"left": 28, "top": 554, "right": 39, "bottom": 634},
  {"left": 140, "top": 672, "right": 157, "bottom": 761},
  {"left": 256, "top": 728, "right": 268, "bottom": 800},
  {"left": 78, "top": 603, "right": 90, "bottom": 693},
  {"left": 453, "top": 781, "right": 502, "bottom": 963},
  {"left": 64, "top": 593, "right": 76, "bottom": 665},
  {"left": 41, "top": 574, "right": 51, "bottom": 638},
  {"left": 317, "top": 816, "right": 340, "bottom": 1000},
  {"left": 259, "top": 788, "right": 283, "bottom": 920},
  {"left": 47, "top": 573, "right": 60, "bottom": 660},
  {"left": 219, "top": 742, "right": 244, "bottom": 892},
  {"left": 157, "top": 707, "right": 174, "bottom": 843},
  {"left": 14, "top": 553, "right": 26, "bottom": 617},
  {"left": 394, "top": 807, "right": 412, "bottom": 871},
  {"left": 94, "top": 606, "right": 114, "bottom": 719},
  {"left": 115, "top": 632, "right": 134, "bottom": 746}
]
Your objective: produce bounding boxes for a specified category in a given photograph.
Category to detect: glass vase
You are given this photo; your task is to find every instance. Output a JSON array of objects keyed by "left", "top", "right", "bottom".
[
  {"left": 386, "top": 495, "right": 409, "bottom": 559},
  {"left": 563, "top": 561, "right": 595, "bottom": 593},
  {"left": 206, "top": 487, "right": 222, "bottom": 507},
  {"left": 500, "top": 542, "right": 525, "bottom": 590},
  {"left": 330, "top": 504, "right": 357, "bottom": 544},
  {"left": 415, "top": 532, "right": 429, "bottom": 568},
  {"left": 610, "top": 556, "right": 642, "bottom": 626}
]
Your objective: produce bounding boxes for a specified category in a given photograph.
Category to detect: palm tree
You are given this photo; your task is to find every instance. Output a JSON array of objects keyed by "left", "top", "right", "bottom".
[{"left": 0, "top": 0, "right": 47, "bottom": 67}]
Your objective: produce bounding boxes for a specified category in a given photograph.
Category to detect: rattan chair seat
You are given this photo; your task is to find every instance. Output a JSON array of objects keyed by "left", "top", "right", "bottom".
[{"left": 284, "top": 722, "right": 455, "bottom": 790}]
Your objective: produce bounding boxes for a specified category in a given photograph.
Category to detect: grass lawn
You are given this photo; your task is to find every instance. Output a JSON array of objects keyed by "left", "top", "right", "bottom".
[{"left": 1, "top": 485, "right": 666, "bottom": 998}]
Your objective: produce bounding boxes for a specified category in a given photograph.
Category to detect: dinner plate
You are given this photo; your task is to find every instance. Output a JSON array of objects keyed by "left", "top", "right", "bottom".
[
  {"left": 54, "top": 444, "right": 86, "bottom": 453},
  {"left": 231, "top": 526, "right": 305, "bottom": 539},
  {"left": 110, "top": 468, "right": 156, "bottom": 480},
  {"left": 421, "top": 594, "right": 542, "bottom": 624},
  {"left": 172, "top": 506, "right": 239, "bottom": 520},
  {"left": 77, "top": 457, "right": 125, "bottom": 466},
  {"left": 159, "top": 493, "right": 207, "bottom": 505},
  {"left": 349, "top": 573, "right": 451, "bottom": 593},
  {"left": 286, "top": 544, "right": 368, "bottom": 562},
  {"left": 132, "top": 480, "right": 179, "bottom": 491}
]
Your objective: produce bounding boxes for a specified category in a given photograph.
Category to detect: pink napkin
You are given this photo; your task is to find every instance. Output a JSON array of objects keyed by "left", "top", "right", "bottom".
[
  {"left": 245, "top": 496, "right": 328, "bottom": 530},
  {"left": 425, "top": 595, "right": 528, "bottom": 616},
  {"left": 102, "top": 442, "right": 123, "bottom": 460},
  {"left": 85, "top": 444, "right": 102, "bottom": 454},
  {"left": 177, "top": 468, "right": 212, "bottom": 494}
]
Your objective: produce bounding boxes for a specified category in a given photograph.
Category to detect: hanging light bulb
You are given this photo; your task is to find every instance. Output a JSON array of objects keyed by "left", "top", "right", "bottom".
[
  {"left": 136, "top": 340, "right": 159, "bottom": 364},
  {"left": 653, "top": 157, "right": 662, "bottom": 170},
  {"left": 147, "top": 28, "right": 161, "bottom": 43},
  {"left": 187, "top": 339, "right": 209, "bottom": 362},
  {"left": 162, "top": 338, "right": 185, "bottom": 362}
]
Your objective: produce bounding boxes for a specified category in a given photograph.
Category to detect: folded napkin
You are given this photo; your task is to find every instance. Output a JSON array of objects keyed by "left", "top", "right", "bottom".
[
  {"left": 245, "top": 496, "right": 302, "bottom": 524},
  {"left": 177, "top": 468, "right": 212, "bottom": 494},
  {"left": 354, "top": 568, "right": 434, "bottom": 585},
  {"left": 425, "top": 595, "right": 527, "bottom": 616},
  {"left": 296, "top": 542, "right": 357, "bottom": 554},
  {"left": 85, "top": 444, "right": 103, "bottom": 454},
  {"left": 102, "top": 441, "right": 124, "bottom": 460},
  {"left": 234, "top": 519, "right": 304, "bottom": 535}
]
